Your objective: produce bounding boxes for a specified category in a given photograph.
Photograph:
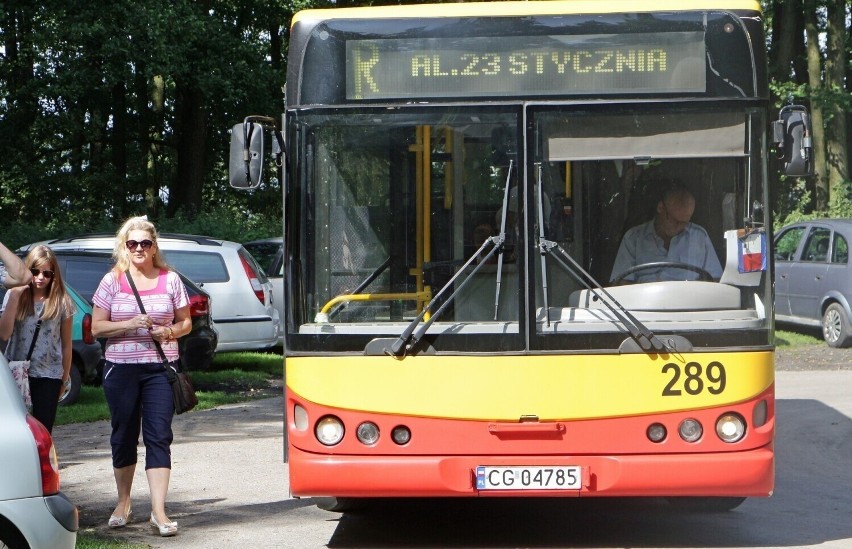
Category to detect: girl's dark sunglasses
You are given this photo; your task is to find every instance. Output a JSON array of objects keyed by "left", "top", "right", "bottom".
[
  {"left": 30, "top": 268, "right": 55, "bottom": 279},
  {"left": 126, "top": 239, "right": 154, "bottom": 250}
]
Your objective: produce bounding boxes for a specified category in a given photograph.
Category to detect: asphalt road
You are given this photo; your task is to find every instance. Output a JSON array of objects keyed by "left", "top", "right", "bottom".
[{"left": 55, "top": 346, "right": 852, "bottom": 548}]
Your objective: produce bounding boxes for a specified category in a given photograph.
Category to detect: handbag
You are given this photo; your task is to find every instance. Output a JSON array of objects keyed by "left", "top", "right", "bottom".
[
  {"left": 125, "top": 271, "right": 198, "bottom": 414},
  {"left": 6, "top": 320, "right": 42, "bottom": 410}
]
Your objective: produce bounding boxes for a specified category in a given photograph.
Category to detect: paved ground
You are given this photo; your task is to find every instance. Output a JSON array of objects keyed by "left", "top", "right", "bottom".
[
  {"left": 54, "top": 345, "right": 851, "bottom": 547},
  {"left": 55, "top": 395, "right": 295, "bottom": 548}
]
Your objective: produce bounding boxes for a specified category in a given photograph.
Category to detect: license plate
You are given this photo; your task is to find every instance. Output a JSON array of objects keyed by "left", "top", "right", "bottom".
[{"left": 475, "top": 465, "right": 582, "bottom": 490}]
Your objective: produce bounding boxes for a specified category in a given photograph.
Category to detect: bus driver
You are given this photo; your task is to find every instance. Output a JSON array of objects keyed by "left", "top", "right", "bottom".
[{"left": 610, "top": 182, "right": 722, "bottom": 284}]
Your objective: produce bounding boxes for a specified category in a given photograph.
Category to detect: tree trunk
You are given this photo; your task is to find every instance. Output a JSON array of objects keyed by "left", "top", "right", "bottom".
[
  {"left": 772, "top": 0, "right": 800, "bottom": 79},
  {"left": 145, "top": 74, "right": 166, "bottom": 217},
  {"left": 804, "top": 0, "right": 828, "bottom": 211},
  {"left": 111, "top": 82, "right": 128, "bottom": 187},
  {"left": 825, "top": 0, "right": 848, "bottom": 198},
  {"left": 170, "top": 79, "right": 207, "bottom": 219}
]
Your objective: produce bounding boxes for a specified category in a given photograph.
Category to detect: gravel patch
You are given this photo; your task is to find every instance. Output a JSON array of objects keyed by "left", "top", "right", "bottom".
[{"left": 775, "top": 344, "right": 852, "bottom": 371}]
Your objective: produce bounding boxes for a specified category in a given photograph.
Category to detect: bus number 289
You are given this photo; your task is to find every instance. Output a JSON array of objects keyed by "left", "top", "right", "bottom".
[{"left": 661, "top": 361, "right": 726, "bottom": 396}]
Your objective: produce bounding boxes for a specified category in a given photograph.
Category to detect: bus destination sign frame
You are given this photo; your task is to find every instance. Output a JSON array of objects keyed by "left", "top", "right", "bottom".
[{"left": 346, "top": 31, "right": 707, "bottom": 100}]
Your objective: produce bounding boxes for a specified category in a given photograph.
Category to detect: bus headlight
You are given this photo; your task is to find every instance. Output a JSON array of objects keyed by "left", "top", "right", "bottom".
[
  {"left": 356, "top": 422, "right": 380, "bottom": 445},
  {"left": 647, "top": 423, "right": 667, "bottom": 443},
  {"left": 391, "top": 425, "right": 411, "bottom": 445},
  {"left": 716, "top": 413, "right": 746, "bottom": 443},
  {"left": 315, "top": 416, "right": 344, "bottom": 446},
  {"left": 678, "top": 418, "right": 703, "bottom": 443}
]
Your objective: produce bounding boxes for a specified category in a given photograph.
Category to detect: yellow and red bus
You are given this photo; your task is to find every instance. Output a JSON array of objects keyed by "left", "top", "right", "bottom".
[{"left": 231, "top": 0, "right": 812, "bottom": 511}]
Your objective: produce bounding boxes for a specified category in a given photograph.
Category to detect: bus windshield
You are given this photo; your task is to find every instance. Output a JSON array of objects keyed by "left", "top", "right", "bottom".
[{"left": 287, "top": 104, "right": 769, "bottom": 353}]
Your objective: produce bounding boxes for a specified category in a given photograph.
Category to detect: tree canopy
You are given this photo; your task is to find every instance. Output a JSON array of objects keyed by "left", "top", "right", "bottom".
[{"left": 0, "top": 0, "right": 849, "bottom": 248}]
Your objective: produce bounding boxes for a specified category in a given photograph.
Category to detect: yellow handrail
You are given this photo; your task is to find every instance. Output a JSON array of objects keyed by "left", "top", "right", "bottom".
[{"left": 314, "top": 289, "right": 433, "bottom": 323}]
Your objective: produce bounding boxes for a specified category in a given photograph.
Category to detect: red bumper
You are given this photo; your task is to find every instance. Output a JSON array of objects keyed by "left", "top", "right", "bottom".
[{"left": 289, "top": 444, "right": 774, "bottom": 498}]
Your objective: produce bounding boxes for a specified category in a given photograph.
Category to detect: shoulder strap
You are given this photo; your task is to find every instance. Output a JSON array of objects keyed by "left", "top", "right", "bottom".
[
  {"left": 125, "top": 270, "right": 168, "bottom": 363},
  {"left": 25, "top": 320, "right": 42, "bottom": 360}
]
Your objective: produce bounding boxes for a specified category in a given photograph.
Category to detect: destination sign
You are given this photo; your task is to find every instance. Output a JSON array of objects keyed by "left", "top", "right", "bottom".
[{"left": 346, "top": 32, "right": 706, "bottom": 100}]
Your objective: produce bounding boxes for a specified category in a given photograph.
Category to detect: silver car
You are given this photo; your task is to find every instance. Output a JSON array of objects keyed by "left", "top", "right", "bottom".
[
  {"left": 774, "top": 218, "right": 852, "bottom": 347},
  {"left": 21, "top": 234, "right": 280, "bottom": 353},
  {"left": 0, "top": 355, "right": 78, "bottom": 548}
]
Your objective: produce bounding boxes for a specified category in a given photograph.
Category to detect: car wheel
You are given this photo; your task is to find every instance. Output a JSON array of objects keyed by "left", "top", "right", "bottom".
[
  {"left": 822, "top": 303, "right": 852, "bottom": 348},
  {"left": 58, "top": 362, "right": 82, "bottom": 406},
  {"left": 0, "top": 517, "right": 28, "bottom": 548}
]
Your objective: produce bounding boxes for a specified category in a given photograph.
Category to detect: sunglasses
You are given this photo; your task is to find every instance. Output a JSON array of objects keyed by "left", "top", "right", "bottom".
[
  {"left": 126, "top": 239, "right": 154, "bottom": 251},
  {"left": 30, "top": 268, "right": 55, "bottom": 279}
]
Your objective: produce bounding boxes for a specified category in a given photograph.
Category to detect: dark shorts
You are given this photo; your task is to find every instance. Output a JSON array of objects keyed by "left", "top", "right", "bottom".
[{"left": 102, "top": 361, "right": 175, "bottom": 469}]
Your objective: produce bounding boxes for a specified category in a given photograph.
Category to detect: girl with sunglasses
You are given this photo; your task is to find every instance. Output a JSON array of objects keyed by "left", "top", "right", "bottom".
[
  {"left": 0, "top": 245, "right": 75, "bottom": 432},
  {"left": 91, "top": 216, "right": 191, "bottom": 537}
]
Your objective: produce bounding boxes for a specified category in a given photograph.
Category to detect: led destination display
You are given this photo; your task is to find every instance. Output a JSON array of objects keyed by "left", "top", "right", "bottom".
[{"left": 346, "top": 32, "right": 706, "bottom": 100}]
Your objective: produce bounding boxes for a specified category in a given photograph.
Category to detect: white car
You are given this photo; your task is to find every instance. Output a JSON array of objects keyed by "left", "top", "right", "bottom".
[
  {"left": 21, "top": 234, "right": 280, "bottom": 353},
  {"left": 0, "top": 355, "right": 78, "bottom": 548}
]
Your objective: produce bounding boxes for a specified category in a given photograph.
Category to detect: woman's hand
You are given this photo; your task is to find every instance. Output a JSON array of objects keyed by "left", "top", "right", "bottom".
[
  {"left": 131, "top": 314, "right": 153, "bottom": 330},
  {"left": 150, "top": 325, "right": 173, "bottom": 342}
]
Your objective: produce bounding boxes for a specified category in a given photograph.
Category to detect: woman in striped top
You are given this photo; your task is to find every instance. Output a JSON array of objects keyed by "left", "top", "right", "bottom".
[{"left": 92, "top": 216, "right": 191, "bottom": 537}]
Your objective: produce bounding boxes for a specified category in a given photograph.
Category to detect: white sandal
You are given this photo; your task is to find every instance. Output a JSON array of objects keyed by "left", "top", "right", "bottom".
[
  {"left": 107, "top": 506, "right": 132, "bottom": 528},
  {"left": 150, "top": 514, "right": 178, "bottom": 537}
]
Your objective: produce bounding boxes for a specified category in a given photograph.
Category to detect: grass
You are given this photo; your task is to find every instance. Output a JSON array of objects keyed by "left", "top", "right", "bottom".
[
  {"left": 55, "top": 351, "right": 282, "bottom": 426},
  {"left": 75, "top": 529, "right": 148, "bottom": 548},
  {"left": 775, "top": 328, "right": 823, "bottom": 347}
]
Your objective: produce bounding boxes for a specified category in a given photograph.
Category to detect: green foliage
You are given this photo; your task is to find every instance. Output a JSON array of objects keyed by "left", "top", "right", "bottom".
[
  {"left": 774, "top": 178, "right": 852, "bottom": 230},
  {"left": 0, "top": 0, "right": 287, "bottom": 232},
  {"left": 1, "top": 202, "right": 281, "bottom": 250}
]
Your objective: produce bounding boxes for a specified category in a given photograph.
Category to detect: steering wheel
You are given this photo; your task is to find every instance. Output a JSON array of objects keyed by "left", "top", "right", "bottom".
[{"left": 612, "top": 261, "right": 714, "bottom": 285}]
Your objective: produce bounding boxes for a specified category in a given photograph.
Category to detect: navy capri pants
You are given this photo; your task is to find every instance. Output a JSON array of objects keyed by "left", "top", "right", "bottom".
[{"left": 103, "top": 361, "right": 175, "bottom": 469}]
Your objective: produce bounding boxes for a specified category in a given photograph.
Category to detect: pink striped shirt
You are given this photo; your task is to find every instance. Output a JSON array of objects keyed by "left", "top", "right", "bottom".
[{"left": 93, "top": 270, "right": 189, "bottom": 364}]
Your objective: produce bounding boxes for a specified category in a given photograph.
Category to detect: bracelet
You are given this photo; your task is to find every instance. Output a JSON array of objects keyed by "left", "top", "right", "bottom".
[{"left": 167, "top": 327, "right": 174, "bottom": 340}]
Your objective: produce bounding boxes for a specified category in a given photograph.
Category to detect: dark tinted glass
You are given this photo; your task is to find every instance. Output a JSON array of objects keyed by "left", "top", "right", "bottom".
[
  {"left": 60, "top": 257, "right": 113, "bottom": 303},
  {"left": 774, "top": 227, "right": 805, "bottom": 261},
  {"left": 244, "top": 242, "right": 281, "bottom": 274},
  {"left": 161, "top": 251, "right": 229, "bottom": 283}
]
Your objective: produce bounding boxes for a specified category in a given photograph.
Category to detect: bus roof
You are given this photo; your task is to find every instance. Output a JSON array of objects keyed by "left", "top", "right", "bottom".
[{"left": 292, "top": 0, "right": 761, "bottom": 26}]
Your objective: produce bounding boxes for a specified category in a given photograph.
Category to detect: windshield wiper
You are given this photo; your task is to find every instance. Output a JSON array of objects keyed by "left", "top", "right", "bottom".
[
  {"left": 387, "top": 161, "right": 514, "bottom": 357},
  {"left": 493, "top": 160, "right": 513, "bottom": 320},
  {"left": 538, "top": 239, "right": 668, "bottom": 353}
]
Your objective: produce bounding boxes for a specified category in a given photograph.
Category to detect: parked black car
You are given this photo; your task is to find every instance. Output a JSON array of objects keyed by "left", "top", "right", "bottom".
[{"left": 48, "top": 250, "right": 218, "bottom": 370}]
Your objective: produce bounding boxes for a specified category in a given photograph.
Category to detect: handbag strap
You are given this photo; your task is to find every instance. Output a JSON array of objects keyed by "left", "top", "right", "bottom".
[
  {"left": 124, "top": 270, "right": 168, "bottom": 363},
  {"left": 25, "top": 320, "right": 43, "bottom": 360}
]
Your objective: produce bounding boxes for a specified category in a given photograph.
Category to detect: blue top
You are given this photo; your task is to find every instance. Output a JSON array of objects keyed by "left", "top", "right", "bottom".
[{"left": 610, "top": 220, "right": 723, "bottom": 283}]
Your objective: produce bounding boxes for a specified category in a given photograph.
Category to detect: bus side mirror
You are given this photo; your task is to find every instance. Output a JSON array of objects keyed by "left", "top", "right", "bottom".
[
  {"left": 229, "top": 121, "right": 265, "bottom": 189},
  {"left": 772, "top": 105, "right": 814, "bottom": 177}
]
